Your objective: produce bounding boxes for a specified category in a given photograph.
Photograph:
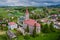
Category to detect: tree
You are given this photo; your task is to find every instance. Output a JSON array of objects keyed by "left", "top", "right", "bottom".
[
  {"left": 33, "top": 23, "right": 36, "bottom": 37},
  {"left": 40, "top": 23, "right": 44, "bottom": 32},
  {"left": 44, "top": 24, "right": 50, "bottom": 33},
  {"left": 24, "top": 34, "right": 30, "bottom": 40},
  {"left": 26, "top": 25, "right": 29, "bottom": 33},
  {"left": 41, "top": 23, "right": 51, "bottom": 33},
  {"left": 49, "top": 21, "right": 56, "bottom": 32}
]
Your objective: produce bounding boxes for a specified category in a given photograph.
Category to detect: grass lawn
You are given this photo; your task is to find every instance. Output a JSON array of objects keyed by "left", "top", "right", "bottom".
[
  {"left": 33, "top": 32, "right": 60, "bottom": 40},
  {"left": 0, "top": 30, "right": 60, "bottom": 40},
  {"left": 23, "top": 32, "right": 60, "bottom": 40},
  {"left": 0, "top": 30, "right": 7, "bottom": 40},
  {"left": 0, "top": 32, "right": 60, "bottom": 40},
  {"left": 28, "top": 30, "right": 60, "bottom": 40},
  {"left": 16, "top": 31, "right": 60, "bottom": 40},
  {"left": 0, "top": 35, "right": 7, "bottom": 40},
  {"left": 17, "top": 35, "right": 24, "bottom": 40}
]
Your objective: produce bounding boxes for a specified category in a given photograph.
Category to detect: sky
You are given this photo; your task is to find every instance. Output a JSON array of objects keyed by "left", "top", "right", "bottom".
[{"left": 0, "top": 0, "right": 60, "bottom": 6}]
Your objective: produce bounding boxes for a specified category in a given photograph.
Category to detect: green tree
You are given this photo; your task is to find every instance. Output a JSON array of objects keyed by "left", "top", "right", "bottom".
[
  {"left": 26, "top": 25, "right": 29, "bottom": 33},
  {"left": 49, "top": 21, "right": 55, "bottom": 32},
  {"left": 41, "top": 23, "right": 45, "bottom": 32},
  {"left": 33, "top": 23, "right": 36, "bottom": 37},
  {"left": 42, "top": 24, "right": 51, "bottom": 33},
  {"left": 24, "top": 34, "right": 30, "bottom": 40},
  {"left": 44, "top": 24, "right": 48, "bottom": 33}
]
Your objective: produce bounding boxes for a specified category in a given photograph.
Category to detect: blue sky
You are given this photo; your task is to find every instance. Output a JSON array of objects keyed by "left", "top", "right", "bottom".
[{"left": 0, "top": 0, "right": 60, "bottom": 6}]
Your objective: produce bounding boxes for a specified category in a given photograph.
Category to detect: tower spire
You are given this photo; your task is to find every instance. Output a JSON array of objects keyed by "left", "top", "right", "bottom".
[
  {"left": 25, "top": 8, "right": 29, "bottom": 20},
  {"left": 26, "top": 8, "right": 29, "bottom": 15}
]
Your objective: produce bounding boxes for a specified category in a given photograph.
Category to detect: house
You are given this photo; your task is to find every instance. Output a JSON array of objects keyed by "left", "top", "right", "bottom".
[
  {"left": 8, "top": 22, "right": 17, "bottom": 30},
  {"left": 40, "top": 18, "right": 48, "bottom": 23},
  {"left": 51, "top": 14, "right": 58, "bottom": 19},
  {"left": 54, "top": 22, "right": 60, "bottom": 29},
  {"left": 22, "top": 8, "right": 41, "bottom": 34},
  {"left": 0, "top": 19, "right": 7, "bottom": 27},
  {"left": 1, "top": 23, "right": 7, "bottom": 27},
  {"left": 18, "top": 16, "right": 25, "bottom": 24},
  {"left": 7, "top": 30, "right": 17, "bottom": 39},
  {"left": 40, "top": 18, "right": 51, "bottom": 24},
  {"left": 16, "top": 27, "right": 25, "bottom": 35},
  {"left": 50, "top": 14, "right": 58, "bottom": 22}
]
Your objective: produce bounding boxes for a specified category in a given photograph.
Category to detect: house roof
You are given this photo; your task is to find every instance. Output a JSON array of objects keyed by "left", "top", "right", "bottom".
[
  {"left": 24, "top": 19, "right": 40, "bottom": 27},
  {"left": 8, "top": 22, "right": 16, "bottom": 25},
  {"left": 41, "top": 19, "right": 48, "bottom": 23},
  {"left": 51, "top": 14, "right": 57, "bottom": 17},
  {"left": 19, "top": 16, "right": 25, "bottom": 20}
]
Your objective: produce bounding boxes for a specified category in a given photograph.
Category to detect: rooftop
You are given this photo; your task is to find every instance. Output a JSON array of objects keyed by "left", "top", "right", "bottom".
[
  {"left": 8, "top": 22, "right": 16, "bottom": 25},
  {"left": 24, "top": 19, "right": 40, "bottom": 27}
]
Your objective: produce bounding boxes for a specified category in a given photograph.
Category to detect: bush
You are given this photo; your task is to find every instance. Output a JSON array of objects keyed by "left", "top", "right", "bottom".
[
  {"left": 49, "top": 21, "right": 56, "bottom": 32},
  {"left": 26, "top": 25, "right": 29, "bottom": 33},
  {"left": 33, "top": 23, "right": 36, "bottom": 37},
  {"left": 41, "top": 23, "right": 51, "bottom": 33},
  {"left": 0, "top": 35, "right": 7, "bottom": 40},
  {"left": 24, "top": 34, "right": 31, "bottom": 40}
]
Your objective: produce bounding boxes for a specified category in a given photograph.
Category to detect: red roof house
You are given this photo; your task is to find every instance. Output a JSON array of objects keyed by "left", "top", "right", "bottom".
[
  {"left": 8, "top": 22, "right": 16, "bottom": 25},
  {"left": 8, "top": 22, "right": 17, "bottom": 30}
]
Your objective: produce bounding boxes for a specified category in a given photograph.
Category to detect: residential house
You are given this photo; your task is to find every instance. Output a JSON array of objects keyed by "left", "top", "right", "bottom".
[
  {"left": 8, "top": 22, "right": 17, "bottom": 30},
  {"left": 40, "top": 18, "right": 51, "bottom": 24},
  {"left": 0, "top": 19, "right": 7, "bottom": 27},
  {"left": 51, "top": 14, "right": 58, "bottom": 21},
  {"left": 54, "top": 22, "right": 60, "bottom": 29},
  {"left": 7, "top": 30, "right": 17, "bottom": 39}
]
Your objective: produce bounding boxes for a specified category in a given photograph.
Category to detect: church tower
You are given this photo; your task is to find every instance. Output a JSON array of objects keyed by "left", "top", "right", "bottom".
[{"left": 25, "top": 8, "right": 29, "bottom": 20}]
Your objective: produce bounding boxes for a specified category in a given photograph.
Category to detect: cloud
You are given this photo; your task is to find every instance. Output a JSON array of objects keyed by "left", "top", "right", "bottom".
[{"left": 0, "top": 0, "right": 60, "bottom": 6}]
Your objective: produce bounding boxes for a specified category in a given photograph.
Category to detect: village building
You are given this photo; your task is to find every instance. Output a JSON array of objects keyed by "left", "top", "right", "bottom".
[
  {"left": 50, "top": 14, "right": 58, "bottom": 22},
  {"left": 23, "top": 19, "right": 40, "bottom": 34},
  {"left": 18, "top": 16, "right": 25, "bottom": 24},
  {"left": 40, "top": 18, "right": 48, "bottom": 23},
  {"left": 40, "top": 18, "right": 51, "bottom": 24},
  {"left": 18, "top": 8, "right": 41, "bottom": 34},
  {"left": 7, "top": 30, "right": 17, "bottom": 40},
  {"left": 8, "top": 22, "right": 17, "bottom": 30},
  {"left": 16, "top": 27, "right": 25, "bottom": 35},
  {"left": 54, "top": 19, "right": 60, "bottom": 29},
  {"left": 0, "top": 19, "right": 7, "bottom": 27}
]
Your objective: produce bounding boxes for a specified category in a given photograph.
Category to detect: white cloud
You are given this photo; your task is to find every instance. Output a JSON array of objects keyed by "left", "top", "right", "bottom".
[
  {"left": 52, "top": 0, "right": 60, "bottom": 2},
  {"left": 0, "top": 0, "right": 60, "bottom": 6},
  {"left": 5, "top": 0, "right": 31, "bottom": 6},
  {"left": 7, "top": 0, "right": 19, "bottom": 3},
  {"left": 43, "top": 3, "right": 51, "bottom": 6}
]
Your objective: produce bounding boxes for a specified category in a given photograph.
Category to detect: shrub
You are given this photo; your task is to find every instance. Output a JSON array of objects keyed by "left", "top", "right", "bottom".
[
  {"left": 24, "top": 34, "right": 30, "bottom": 40},
  {"left": 49, "top": 21, "right": 56, "bottom": 32},
  {"left": 26, "top": 25, "right": 29, "bottom": 33},
  {"left": 41, "top": 23, "right": 51, "bottom": 33},
  {"left": 33, "top": 23, "right": 36, "bottom": 37}
]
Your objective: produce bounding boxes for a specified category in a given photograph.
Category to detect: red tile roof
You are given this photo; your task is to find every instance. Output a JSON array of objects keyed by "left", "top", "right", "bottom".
[
  {"left": 8, "top": 22, "right": 16, "bottom": 25},
  {"left": 24, "top": 19, "right": 40, "bottom": 27}
]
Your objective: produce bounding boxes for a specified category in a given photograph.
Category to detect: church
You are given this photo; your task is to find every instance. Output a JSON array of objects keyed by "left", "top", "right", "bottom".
[{"left": 18, "top": 8, "right": 41, "bottom": 34}]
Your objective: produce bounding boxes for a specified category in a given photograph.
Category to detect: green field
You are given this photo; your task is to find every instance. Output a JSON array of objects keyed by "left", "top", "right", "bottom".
[{"left": 0, "top": 30, "right": 60, "bottom": 40}]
